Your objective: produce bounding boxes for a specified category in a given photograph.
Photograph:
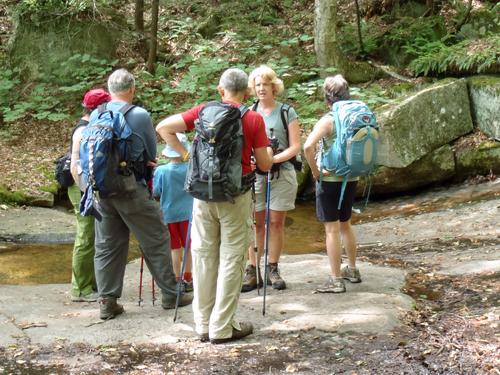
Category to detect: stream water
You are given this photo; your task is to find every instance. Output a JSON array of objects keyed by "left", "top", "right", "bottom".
[{"left": 0, "top": 180, "right": 498, "bottom": 285}]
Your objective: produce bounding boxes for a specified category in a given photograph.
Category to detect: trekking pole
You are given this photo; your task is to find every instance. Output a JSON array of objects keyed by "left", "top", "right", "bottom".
[
  {"left": 152, "top": 277, "right": 155, "bottom": 306},
  {"left": 174, "top": 219, "right": 192, "bottom": 322},
  {"left": 251, "top": 179, "right": 260, "bottom": 296},
  {"left": 263, "top": 128, "right": 274, "bottom": 316},
  {"left": 138, "top": 255, "right": 144, "bottom": 306}
]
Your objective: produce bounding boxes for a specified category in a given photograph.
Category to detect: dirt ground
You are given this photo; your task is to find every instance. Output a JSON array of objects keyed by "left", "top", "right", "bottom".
[{"left": 0, "top": 180, "right": 499, "bottom": 375}]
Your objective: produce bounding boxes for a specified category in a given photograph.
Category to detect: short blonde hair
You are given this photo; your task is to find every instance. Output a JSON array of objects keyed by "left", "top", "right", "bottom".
[
  {"left": 248, "top": 65, "right": 284, "bottom": 97},
  {"left": 323, "top": 74, "right": 350, "bottom": 105}
]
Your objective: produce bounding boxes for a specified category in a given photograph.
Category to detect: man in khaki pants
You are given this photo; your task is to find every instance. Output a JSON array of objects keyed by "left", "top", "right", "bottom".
[{"left": 156, "top": 68, "right": 274, "bottom": 343}]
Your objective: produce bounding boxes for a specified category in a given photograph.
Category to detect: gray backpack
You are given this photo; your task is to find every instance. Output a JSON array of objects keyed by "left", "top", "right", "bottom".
[{"left": 184, "top": 101, "right": 253, "bottom": 202}]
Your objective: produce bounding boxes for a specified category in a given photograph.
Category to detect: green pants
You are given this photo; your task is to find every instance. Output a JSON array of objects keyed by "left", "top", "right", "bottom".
[{"left": 68, "top": 184, "right": 96, "bottom": 297}]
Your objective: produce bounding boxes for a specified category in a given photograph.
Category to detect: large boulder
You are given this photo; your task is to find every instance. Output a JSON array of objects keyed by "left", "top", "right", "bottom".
[
  {"left": 467, "top": 75, "right": 500, "bottom": 140},
  {"left": 358, "top": 145, "right": 456, "bottom": 196},
  {"left": 377, "top": 79, "right": 473, "bottom": 168},
  {"left": 9, "top": 14, "right": 120, "bottom": 83}
]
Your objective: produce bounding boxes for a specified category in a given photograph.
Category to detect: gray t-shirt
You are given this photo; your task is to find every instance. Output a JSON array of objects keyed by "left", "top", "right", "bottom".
[
  {"left": 253, "top": 101, "right": 298, "bottom": 170},
  {"left": 96, "top": 100, "right": 156, "bottom": 164},
  {"left": 87, "top": 100, "right": 156, "bottom": 181}
]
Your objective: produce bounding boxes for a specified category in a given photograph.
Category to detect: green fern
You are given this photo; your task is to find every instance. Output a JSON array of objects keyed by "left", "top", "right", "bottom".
[{"left": 409, "top": 34, "right": 500, "bottom": 76}]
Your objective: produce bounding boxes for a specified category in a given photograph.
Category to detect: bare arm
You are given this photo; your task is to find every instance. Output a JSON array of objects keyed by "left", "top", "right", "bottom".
[
  {"left": 254, "top": 146, "right": 274, "bottom": 172},
  {"left": 156, "top": 114, "right": 189, "bottom": 158},
  {"left": 70, "top": 126, "right": 84, "bottom": 188},
  {"left": 303, "top": 116, "right": 332, "bottom": 180},
  {"left": 273, "top": 118, "right": 301, "bottom": 164}
]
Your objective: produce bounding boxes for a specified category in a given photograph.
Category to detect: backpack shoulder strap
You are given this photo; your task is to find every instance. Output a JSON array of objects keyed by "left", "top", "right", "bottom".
[
  {"left": 251, "top": 100, "right": 259, "bottom": 112},
  {"left": 97, "top": 103, "right": 107, "bottom": 114},
  {"left": 239, "top": 104, "right": 249, "bottom": 118},
  {"left": 280, "top": 103, "right": 292, "bottom": 145},
  {"left": 119, "top": 103, "right": 135, "bottom": 117}
]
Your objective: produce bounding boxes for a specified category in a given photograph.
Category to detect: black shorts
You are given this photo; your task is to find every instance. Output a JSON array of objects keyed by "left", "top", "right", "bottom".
[{"left": 316, "top": 180, "right": 358, "bottom": 222}]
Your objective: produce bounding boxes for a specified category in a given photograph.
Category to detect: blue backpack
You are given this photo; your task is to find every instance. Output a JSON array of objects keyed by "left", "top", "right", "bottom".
[
  {"left": 79, "top": 103, "right": 137, "bottom": 216},
  {"left": 321, "top": 100, "right": 379, "bottom": 209}
]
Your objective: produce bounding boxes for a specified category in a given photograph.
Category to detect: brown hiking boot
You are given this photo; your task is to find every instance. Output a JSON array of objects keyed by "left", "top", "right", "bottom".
[
  {"left": 267, "top": 263, "right": 286, "bottom": 290},
  {"left": 99, "top": 297, "right": 124, "bottom": 320},
  {"left": 241, "top": 265, "right": 263, "bottom": 293},
  {"left": 210, "top": 322, "right": 254, "bottom": 344},
  {"left": 161, "top": 292, "right": 193, "bottom": 310}
]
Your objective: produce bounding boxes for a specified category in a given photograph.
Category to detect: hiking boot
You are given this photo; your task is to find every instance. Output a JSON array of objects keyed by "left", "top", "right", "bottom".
[
  {"left": 199, "top": 333, "right": 209, "bottom": 343},
  {"left": 241, "top": 265, "right": 263, "bottom": 293},
  {"left": 99, "top": 297, "right": 124, "bottom": 320},
  {"left": 210, "top": 322, "right": 254, "bottom": 344},
  {"left": 341, "top": 265, "right": 362, "bottom": 283},
  {"left": 267, "top": 263, "right": 286, "bottom": 290},
  {"left": 161, "top": 292, "right": 193, "bottom": 310},
  {"left": 316, "top": 276, "right": 346, "bottom": 293},
  {"left": 71, "top": 292, "right": 98, "bottom": 302},
  {"left": 183, "top": 280, "right": 194, "bottom": 293}
]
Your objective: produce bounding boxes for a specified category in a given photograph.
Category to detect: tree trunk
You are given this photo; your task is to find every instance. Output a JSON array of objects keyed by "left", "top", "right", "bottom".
[
  {"left": 426, "top": 0, "right": 434, "bottom": 16},
  {"left": 135, "top": 0, "right": 144, "bottom": 33},
  {"left": 314, "top": 0, "right": 347, "bottom": 76},
  {"left": 314, "top": 0, "right": 379, "bottom": 83},
  {"left": 135, "top": 0, "right": 148, "bottom": 60},
  {"left": 146, "top": 0, "right": 159, "bottom": 75},
  {"left": 354, "top": 0, "right": 364, "bottom": 56}
]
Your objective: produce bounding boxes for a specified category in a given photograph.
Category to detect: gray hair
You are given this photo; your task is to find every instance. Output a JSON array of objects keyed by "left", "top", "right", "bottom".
[
  {"left": 219, "top": 68, "right": 249, "bottom": 94},
  {"left": 323, "top": 74, "right": 350, "bottom": 105},
  {"left": 108, "top": 69, "right": 135, "bottom": 95}
]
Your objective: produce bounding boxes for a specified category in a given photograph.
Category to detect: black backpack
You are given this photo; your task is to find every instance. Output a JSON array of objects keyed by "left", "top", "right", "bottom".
[
  {"left": 184, "top": 101, "right": 254, "bottom": 202},
  {"left": 251, "top": 101, "right": 302, "bottom": 172}
]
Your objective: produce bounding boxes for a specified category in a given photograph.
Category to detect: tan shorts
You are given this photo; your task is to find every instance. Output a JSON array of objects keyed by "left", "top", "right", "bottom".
[{"left": 254, "top": 167, "right": 298, "bottom": 212}]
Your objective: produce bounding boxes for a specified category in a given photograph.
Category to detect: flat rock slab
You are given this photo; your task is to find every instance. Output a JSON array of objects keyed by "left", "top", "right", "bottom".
[
  {"left": 435, "top": 244, "right": 500, "bottom": 275},
  {"left": 0, "top": 206, "right": 75, "bottom": 244},
  {"left": 0, "top": 254, "right": 413, "bottom": 347}
]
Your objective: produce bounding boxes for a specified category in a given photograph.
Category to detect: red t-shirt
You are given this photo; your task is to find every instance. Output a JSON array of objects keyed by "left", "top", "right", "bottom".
[{"left": 181, "top": 100, "right": 269, "bottom": 175}]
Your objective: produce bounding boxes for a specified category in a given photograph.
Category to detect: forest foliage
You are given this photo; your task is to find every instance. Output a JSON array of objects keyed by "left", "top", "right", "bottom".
[{"left": 0, "top": 0, "right": 498, "bottom": 133}]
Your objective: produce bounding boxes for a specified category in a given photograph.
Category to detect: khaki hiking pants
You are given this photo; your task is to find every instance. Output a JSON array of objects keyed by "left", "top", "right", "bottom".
[{"left": 191, "top": 191, "right": 252, "bottom": 340}]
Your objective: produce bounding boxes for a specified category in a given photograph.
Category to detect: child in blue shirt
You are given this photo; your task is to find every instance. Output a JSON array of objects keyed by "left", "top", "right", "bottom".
[{"left": 153, "top": 133, "right": 194, "bottom": 291}]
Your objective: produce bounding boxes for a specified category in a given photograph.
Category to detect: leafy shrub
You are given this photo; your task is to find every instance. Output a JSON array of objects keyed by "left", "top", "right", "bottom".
[{"left": 1, "top": 53, "right": 116, "bottom": 123}]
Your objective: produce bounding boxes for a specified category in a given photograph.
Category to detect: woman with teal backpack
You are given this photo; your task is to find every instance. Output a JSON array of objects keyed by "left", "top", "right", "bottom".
[{"left": 303, "top": 75, "right": 362, "bottom": 294}]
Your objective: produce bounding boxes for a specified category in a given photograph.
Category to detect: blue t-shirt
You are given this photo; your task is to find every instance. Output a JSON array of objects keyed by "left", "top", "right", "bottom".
[{"left": 153, "top": 163, "right": 193, "bottom": 223}]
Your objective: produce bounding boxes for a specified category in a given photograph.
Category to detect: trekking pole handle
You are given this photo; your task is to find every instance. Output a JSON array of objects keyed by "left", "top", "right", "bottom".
[{"left": 269, "top": 128, "right": 279, "bottom": 153}]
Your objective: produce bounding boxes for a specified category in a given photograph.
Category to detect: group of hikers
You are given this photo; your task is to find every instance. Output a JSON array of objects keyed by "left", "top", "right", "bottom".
[{"left": 63, "top": 66, "right": 365, "bottom": 344}]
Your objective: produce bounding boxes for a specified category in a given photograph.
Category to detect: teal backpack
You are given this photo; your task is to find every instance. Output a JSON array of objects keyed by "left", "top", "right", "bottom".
[{"left": 321, "top": 100, "right": 379, "bottom": 209}]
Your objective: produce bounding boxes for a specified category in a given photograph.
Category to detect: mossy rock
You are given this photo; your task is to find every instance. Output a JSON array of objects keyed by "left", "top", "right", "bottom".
[
  {"left": 361, "top": 145, "right": 455, "bottom": 196},
  {"left": 197, "top": 12, "right": 222, "bottom": 39},
  {"left": 467, "top": 75, "right": 500, "bottom": 140},
  {"left": 9, "top": 15, "right": 120, "bottom": 84},
  {"left": 455, "top": 140, "right": 500, "bottom": 179},
  {"left": 0, "top": 185, "right": 29, "bottom": 205},
  {"left": 341, "top": 60, "right": 383, "bottom": 84},
  {"left": 378, "top": 78, "right": 473, "bottom": 168}
]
